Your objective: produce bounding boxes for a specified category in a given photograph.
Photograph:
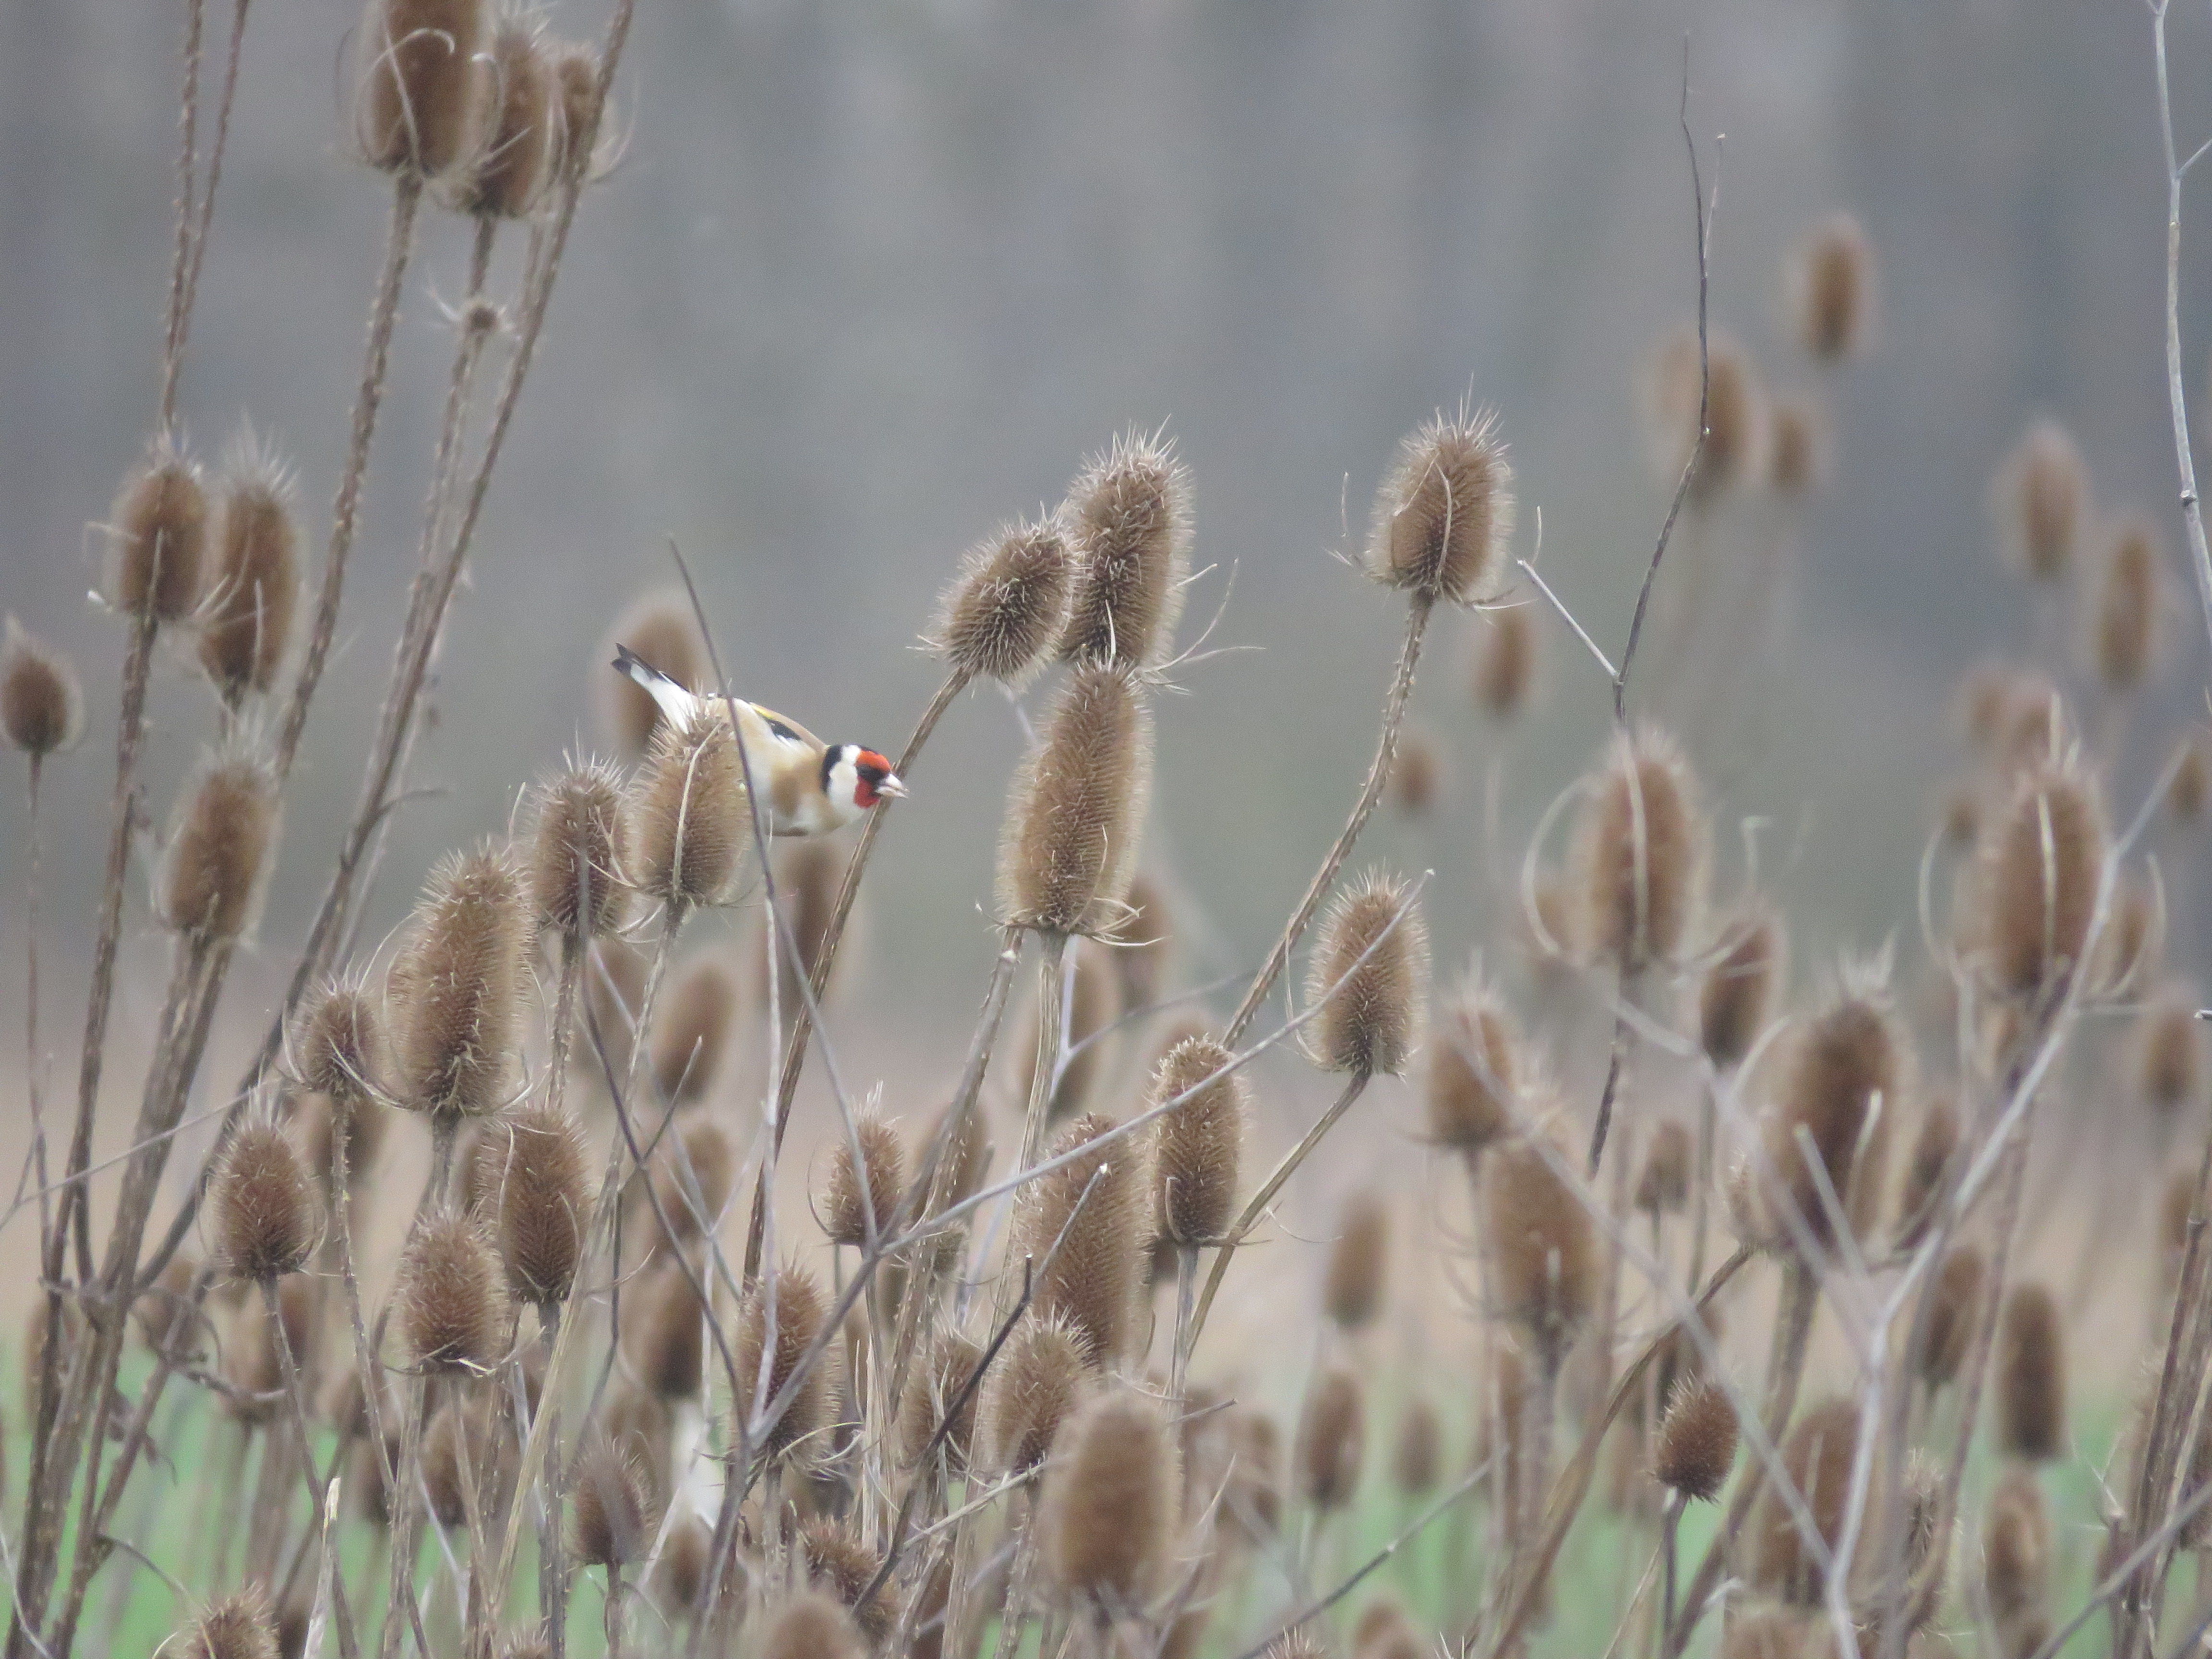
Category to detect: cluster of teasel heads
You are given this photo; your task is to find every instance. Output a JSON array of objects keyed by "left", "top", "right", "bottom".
[{"left": 10, "top": 36, "right": 2212, "bottom": 1659}]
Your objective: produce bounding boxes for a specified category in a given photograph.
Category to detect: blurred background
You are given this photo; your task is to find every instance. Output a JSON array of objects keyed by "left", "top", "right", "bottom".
[{"left": 2, "top": 0, "right": 2209, "bottom": 1339}]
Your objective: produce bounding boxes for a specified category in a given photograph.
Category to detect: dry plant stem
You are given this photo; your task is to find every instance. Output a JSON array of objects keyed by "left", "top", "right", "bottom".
[
  {"left": 1660, "top": 1498, "right": 1684, "bottom": 1646},
  {"left": 178, "top": 0, "right": 249, "bottom": 349},
  {"left": 156, "top": 0, "right": 204, "bottom": 432},
  {"left": 263, "top": 1279, "right": 365, "bottom": 1659},
  {"left": 2151, "top": 0, "right": 2212, "bottom": 668},
  {"left": 1687, "top": 1075, "right": 1719, "bottom": 1292},
  {"left": 535, "top": 1310, "right": 567, "bottom": 1659},
  {"left": 1664, "top": 1258, "right": 1818, "bottom": 1659},
  {"left": 1588, "top": 997, "right": 1634, "bottom": 1176},
  {"left": 1169, "top": 1243, "right": 1201, "bottom": 1402},
  {"left": 603, "top": 1565, "right": 624, "bottom": 1659},
  {"left": 21, "top": 758, "right": 51, "bottom": 1269},
  {"left": 1223, "top": 595, "right": 1433, "bottom": 1046},
  {"left": 379, "top": 1372, "right": 440, "bottom": 1659}
]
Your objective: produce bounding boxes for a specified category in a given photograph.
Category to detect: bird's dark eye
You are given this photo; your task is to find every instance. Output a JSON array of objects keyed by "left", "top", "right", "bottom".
[{"left": 858, "top": 762, "right": 886, "bottom": 786}]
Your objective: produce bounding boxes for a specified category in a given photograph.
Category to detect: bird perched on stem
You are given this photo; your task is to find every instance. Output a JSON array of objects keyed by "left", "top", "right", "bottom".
[{"left": 613, "top": 645, "right": 905, "bottom": 836}]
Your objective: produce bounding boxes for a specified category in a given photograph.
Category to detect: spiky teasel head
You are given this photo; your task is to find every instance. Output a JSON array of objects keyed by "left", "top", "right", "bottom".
[
  {"left": 631, "top": 709, "right": 746, "bottom": 911},
  {"left": 2093, "top": 875, "right": 2164, "bottom": 998},
  {"left": 733, "top": 1260, "right": 831, "bottom": 1462},
  {"left": 393, "top": 844, "right": 527, "bottom": 1119},
  {"left": 572, "top": 1429, "right": 651, "bottom": 1566},
  {"left": 212, "top": 1121, "right": 316, "bottom": 1283},
  {"left": 797, "top": 1516, "right": 898, "bottom": 1638},
  {"left": 496, "top": 1101, "right": 587, "bottom": 1309},
  {"left": 1386, "top": 725, "right": 1443, "bottom": 818},
  {"left": 600, "top": 595, "right": 707, "bottom": 757},
  {"left": 2136, "top": 992, "right": 2206, "bottom": 1117},
  {"left": 822, "top": 1112, "right": 905, "bottom": 1246},
  {"left": 1789, "top": 212, "right": 1876, "bottom": 362},
  {"left": 898, "top": 1328, "right": 983, "bottom": 1472},
  {"left": 1015, "top": 1112, "right": 1146, "bottom": 1367},
  {"left": 1636, "top": 1121, "right": 1692, "bottom": 1217},
  {"left": 760, "top": 1591, "right": 865, "bottom": 1659},
  {"left": 1, "top": 617, "right": 83, "bottom": 757},
  {"left": 424, "top": 1394, "right": 508, "bottom": 1527},
  {"left": 764, "top": 836, "right": 850, "bottom": 1014},
  {"left": 1474, "top": 601, "right": 1536, "bottom": 721},
  {"left": 1385, "top": 1394, "right": 1442, "bottom": 1498},
  {"left": 1304, "top": 871, "right": 1427, "bottom": 1077},
  {"left": 1573, "top": 725, "right": 1704, "bottom": 976},
  {"left": 1996, "top": 1283, "right": 2066, "bottom": 1463},
  {"left": 651, "top": 1510, "right": 712, "bottom": 1614},
  {"left": 1056, "top": 431, "right": 1191, "bottom": 669},
  {"left": 1426, "top": 979, "right": 1519, "bottom": 1155},
  {"left": 1699, "top": 908, "right": 1784, "bottom": 1071},
  {"left": 2091, "top": 514, "right": 2164, "bottom": 694},
  {"left": 934, "top": 516, "right": 1075, "bottom": 687},
  {"left": 179, "top": 1585, "right": 278, "bottom": 1659},
  {"left": 1113, "top": 871, "right": 1174, "bottom": 1007},
  {"left": 1296, "top": 1367, "right": 1365, "bottom": 1510},
  {"left": 1149, "top": 1034, "right": 1246, "bottom": 1246},
  {"left": 2171, "top": 731, "right": 2211, "bottom": 826},
  {"left": 651, "top": 954, "right": 740, "bottom": 1107},
  {"left": 649, "top": 1114, "right": 735, "bottom": 1240},
  {"left": 1747, "top": 985, "right": 1904, "bottom": 1254},
  {"left": 1647, "top": 325, "right": 1768, "bottom": 502},
  {"left": 293, "top": 978, "right": 387, "bottom": 1106},
  {"left": 983, "top": 1312, "right": 1091, "bottom": 1472},
  {"left": 1995, "top": 420, "right": 2089, "bottom": 582},
  {"left": 1892, "top": 1094, "right": 1958, "bottom": 1251},
  {"left": 134, "top": 1251, "right": 202, "bottom": 1359},
  {"left": 451, "top": 12, "right": 554, "bottom": 217},
  {"left": 626, "top": 1264, "right": 704, "bottom": 1402},
  {"left": 1971, "top": 752, "right": 2107, "bottom": 1007},
  {"left": 1654, "top": 1378, "right": 1738, "bottom": 1503},
  {"left": 1749, "top": 1398, "right": 1858, "bottom": 1606},
  {"left": 157, "top": 746, "right": 280, "bottom": 942},
  {"left": 1484, "top": 1125, "right": 1597, "bottom": 1368},
  {"left": 1767, "top": 397, "right": 1827, "bottom": 498},
  {"left": 528, "top": 760, "right": 628, "bottom": 943},
  {"left": 1365, "top": 409, "right": 1515, "bottom": 608},
  {"left": 1264, "top": 1635, "right": 1329, "bottom": 1659},
  {"left": 196, "top": 439, "right": 299, "bottom": 705},
  {"left": 355, "top": 0, "right": 488, "bottom": 178},
  {"left": 398, "top": 1212, "right": 509, "bottom": 1373},
  {"left": 1323, "top": 1191, "right": 1389, "bottom": 1330},
  {"left": 1919, "top": 1244, "right": 1984, "bottom": 1390},
  {"left": 998, "top": 663, "right": 1154, "bottom": 937},
  {"left": 1041, "top": 1386, "right": 1180, "bottom": 1606},
  {"left": 1982, "top": 1462, "right": 2053, "bottom": 1635},
  {"left": 108, "top": 440, "right": 208, "bottom": 624}
]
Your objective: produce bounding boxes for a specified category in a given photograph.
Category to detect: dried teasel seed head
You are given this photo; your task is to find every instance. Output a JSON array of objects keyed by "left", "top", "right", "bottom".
[
  {"left": 1352, "top": 1599, "right": 1419, "bottom": 1659},
  {"left": 397, "top": 1213, "right": 509, "bottom": 1373},
  {"left": 571, "top": 1430, "right": 651, "bottom": 1566},
  {"left": 108, "top": 444, "right": 208, "bottom": 623},
  {"left": 213, "top": 1123, "right": 316, "bottom": 1283},
  {"left": 1, "top": 617, "right": 84, "bottom": 757},
  {"left": 547, "top": 43, "right": 609, "bottom": 185},
  {"left": 1040, "top": 1386, "right": 1179, "bottom": 1603},
  {"left": 1305, "top": 870, "right": 1428, "bottom": 1077},
  {"left": 1387, "top": 725, "right": 1443, "bottom": 817},
  {"left": 1767, "top": 396, "right": 1827, "bottom": 497},
  {"left": 899, "top": 1328, "right": 983, "bottom": 1472},
  {"left": 1056, "top": 432, "right": 1191, "bottom": 668},
  {"left": 134, "top": 1252, "right": 202, "bottom": 1359},
  {"left": 294, "top": 979, "right": 386, "bottom": 1105},
  {"left": 1636, "top": 1121, "right": 1693, "bottom": 1217},
  {"left": 1322, "top": 1190, "right": 1389, "bottom": 1330},
  {"left": 1699, "top": 908, "right": 1783, "bottom": 1071},
  {"left": 1973, "top": 755, "right": 2107, "bottom": 1005},
  {"left": 1750, "top": 991, "right": 1901, "bottom": 1253},
  {"left": 1366, "top": 409, "right": 1515, "bottom": 607},
  {"left": 2091, "top": 514, "right": 2164, "bottom": 694},
  {"left": 763, "top": 837, "right": 849, "bottom": 1016},
  {"left": 1749, "top": 1398, "right": 1858, "bottom": 1606},
  {"left": 1919, "top": 1244, "right": 1983, "bottom": 1390},
  {"left": 760, "top": 1591, "right": 865, "bottom": 1659},
  {"left": 1264, "top": 1635, "right": 1329, "bottom": 1659},
  {"left": 631, "top": 709, "right": 746, "bottom": 910},
  {"left": 1296, "top": 1367, "right": 1366, "bottom": 1510},
  {"left": 1719, "top": 1608, "right": 1806, "bottom": 1659},
  {"left": 1484, "top": 1126, "right": 1597, "bottom": 1364},
  {"left": 733, "top": 1261, "right": 831, "bottom": 1461},
  {"left": 798, "top": 1517, "right": 898, "bottom": 1639},
  {"left": 1392, "top": 1395, "right": 1442, "bottom": 1496},
  {"left": 627, "top": 1264, "right": 705, "bottom": 1402},
  {"left": 157, "top": 749, "right": 280, "bottom": 941},
  {"left": 423, "top": 1395, "right": 501, "bottom": 1528},
  {"left": 822, "top": 1113, "right": 905, "bottom": 1246},
  {"left": 653, "top": 1510, "right": 713, "bottom": 1613},
  {"left": 197, "top": 447, "right": 300, "bottom": 704},
  {"left": 1996, "top": 420, "right": 2089, "bottom": 582},
  {"left": 1020, "top": 937, "right": 1123, "bottom": 1125},
  {"left": 453, "top": 14, "right": 554, "bottom": 217},
  {"left": 649, "top": 1114, "right": 735, "bottom": 1240},
  {"left": 1892, "top": 1094, "right": 1958, "bottom": 1251},
  {"left": 1654, "top": 1379, "right": 1738, "bottom": 1503},
  {"left": 1789, "top": 212, "right": 1876, "bottom": 362},
  {"left": 528, "top": 760, "right": 628, "bottom": 941},
  {"left": 1426, "top": 981, "right": 1518, "bottom": 1154},
  {"left": 356, "top": 0, "right": 488, "bottom": 178},
  {"left": 1996, "top": 1283, "right": 2066, "bottom": 1463},
  {"left": 180, "top": 1586, "right": 279, "bottom": 1659},
  {"left": 1016, "top": 1112, "right": 1146, "bottom": 1367},
  {"left": 934, "top": 517, "right": 1075, "bottom": 687},
  {"left": 652, "top": 955, "right": 740, "bottom": 1106},
  {"left": 1574, "top": 725, "right": 1703, "bottom": 975},
  {"left": 998, "top": 663, "right": 1154, "bottom": 937},
  {"left": 600, "top": 596, "right": 706, "bottom": 757},
  {"left": 2095, "top": 875, "right": 2164, "bottom": 997},
  {"left": 2170, "top": 731, "right": 2211, "bottom": 826},
  {"left": 984, "top": 1313, "right": 1092, "bottom": 1473},
  {"left": 1148, "top": 1034, "right": 1246, "bottom": 1246},
  {"left": 2137, "top": 993, "right": 2206, "bottom": 1117},
  {"left": 1474, "top": 602, "right": 1536, "bottom": 720},
  {"left": 1114, "top": 872, "right": 1174, "bottom": 1006},
  {"left": 1982, "top": 1462, "right": 2053, "bottom": 1633},
  {"left": 496, "top": 1102, "right": 588, "bottom": 1308},
  {"left": 393, "top": 845, "right": 527, "bottom": 1118},
  {"left": 1647, "top": 325, "right": 1768, "bottom": 502}
]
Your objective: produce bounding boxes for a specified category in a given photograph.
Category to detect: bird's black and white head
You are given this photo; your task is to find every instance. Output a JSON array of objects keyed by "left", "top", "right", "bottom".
[{"left": 822, "top": 743, "right": 906, "bottom": 822}]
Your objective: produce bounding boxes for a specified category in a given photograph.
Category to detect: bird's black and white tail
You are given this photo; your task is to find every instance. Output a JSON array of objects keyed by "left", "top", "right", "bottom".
[{"left": 612, "top": 643, "right": 704, "bottom": 729}]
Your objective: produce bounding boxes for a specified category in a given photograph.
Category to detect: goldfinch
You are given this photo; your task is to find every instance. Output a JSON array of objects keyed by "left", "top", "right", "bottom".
[{"left": 613, "top": 644, "right": 906, "bottom": 836}]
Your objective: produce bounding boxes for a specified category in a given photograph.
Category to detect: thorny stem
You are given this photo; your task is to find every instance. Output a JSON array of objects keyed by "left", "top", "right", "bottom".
[
  {"left": 156, "top": 0, "right": 204, "bottom": 433},
  {"left": 2151, "top": 0, "right": 2212, "bottom": 672},
  {"left": 1587, "top": 1001, "right": 1634, "bottom": 1176},
  {"left": 263, "top": 1279, "right": 364, "bottom": 1659},
  {"left": 1223, "top": 596, "right": 1432, "bottom": 1046}
]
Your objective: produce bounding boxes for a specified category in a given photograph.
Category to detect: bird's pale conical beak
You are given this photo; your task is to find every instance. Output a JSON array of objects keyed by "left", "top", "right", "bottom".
[{"left": 877, "top": 774, "right": 908, "bottom": 800}]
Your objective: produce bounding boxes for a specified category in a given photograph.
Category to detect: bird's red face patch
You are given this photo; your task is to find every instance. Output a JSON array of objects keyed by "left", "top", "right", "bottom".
[{"left": 852, "top": 750, "right": 900, "bottom": 808}]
